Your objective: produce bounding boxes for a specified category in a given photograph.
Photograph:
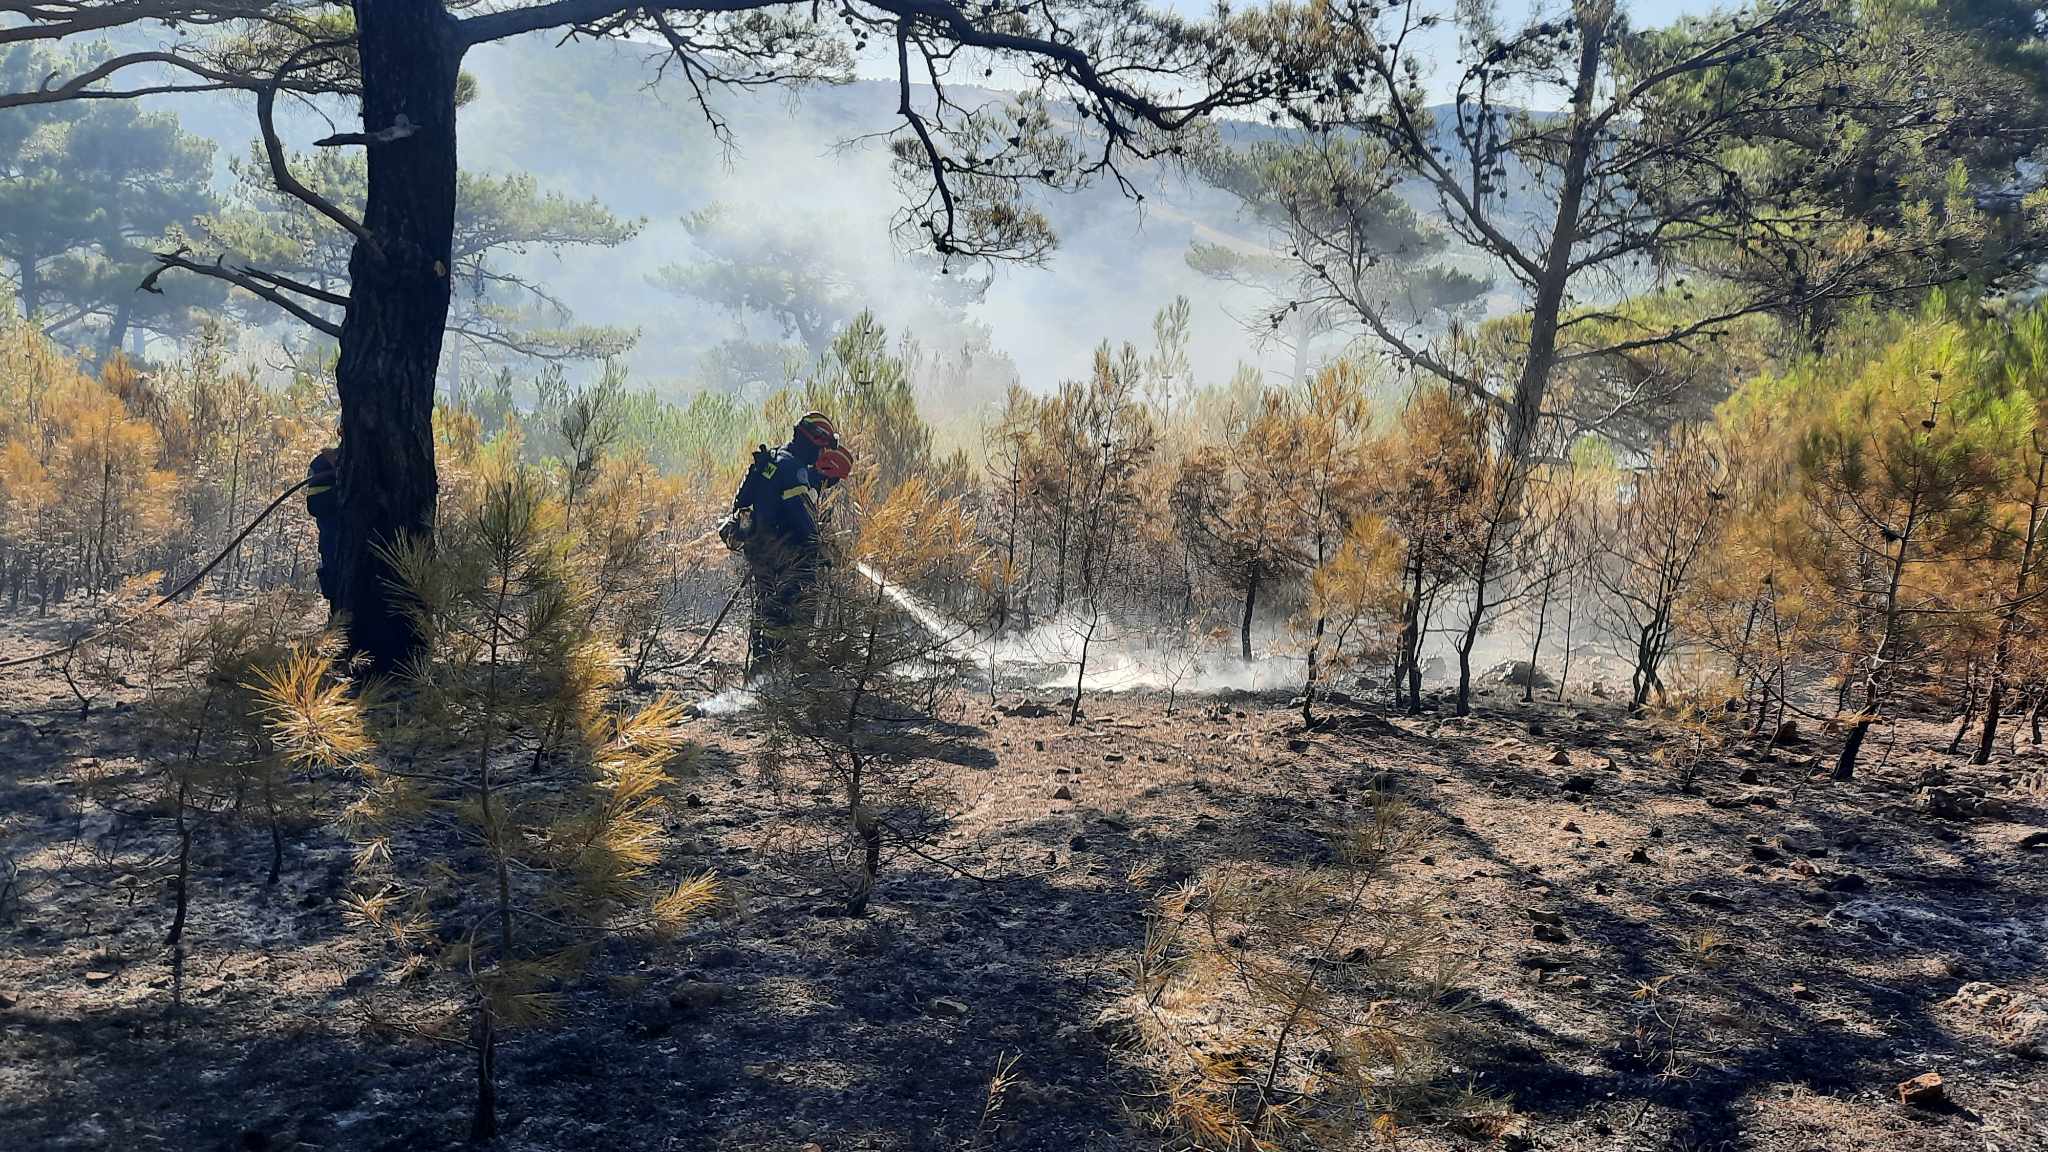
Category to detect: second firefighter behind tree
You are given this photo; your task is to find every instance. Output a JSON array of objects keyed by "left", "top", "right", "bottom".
[{"left": 722, "top": 411, "right": 852, "bottom": 669}]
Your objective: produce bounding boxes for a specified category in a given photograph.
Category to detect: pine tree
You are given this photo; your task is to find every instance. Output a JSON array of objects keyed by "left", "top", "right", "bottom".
[
  {"left": 261, "top": 465, "right": 715, "bottom": 1141},
  {"left": 1782, "top": 313, "right": 2028, "bottom": 779}
]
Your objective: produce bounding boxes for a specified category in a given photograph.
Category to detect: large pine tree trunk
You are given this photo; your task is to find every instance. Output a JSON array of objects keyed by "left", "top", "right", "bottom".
[
  {"left": 17, "top": 255, "right": 38, "bottom": 320},
  {"left": 333, "top": 2, "right": 463, "bottom": 672},
  {"left": 1504, "top": 14, "right": 1605, "bottom": 461}
]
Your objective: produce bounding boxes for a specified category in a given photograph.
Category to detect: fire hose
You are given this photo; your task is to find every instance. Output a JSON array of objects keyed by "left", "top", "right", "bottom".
[{"left": 0, "top": 474, "right": 316, "bottom": 672}]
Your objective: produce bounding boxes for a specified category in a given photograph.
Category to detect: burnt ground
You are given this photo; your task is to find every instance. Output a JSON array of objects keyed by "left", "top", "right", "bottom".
[{"left": 2, "top": 613, "right": 2046, "bottom": 1152}]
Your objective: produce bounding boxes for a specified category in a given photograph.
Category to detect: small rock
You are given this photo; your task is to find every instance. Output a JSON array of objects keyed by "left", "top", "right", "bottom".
[
  {"left": 1771, "top": 719, "right": 1802, "bottom": 746},
  {"left": 1069, "top": 835, "right": 1089, "bottom": 850},
  {"left": 1949, "top": 982, "right": 2048, "bottom": 1056},
  {"left": 1738, "top": 767, "right": 1762, "bottom": 785},
  {"left": 1896, "top": 1071, "right": 1946, "bottom": 1108},
  {"left": 1483, "top": 660, "right": 1554, "bottom": 690},
  {"left": 1560, "top": 819, "right": 1582, "bottom": 834},
  {"left": 927, "top": 996, "right": 971, "bottom": 1018},
  {"left": 1532, "top": 923, "right": 1569, "bottom": 944},
  {"left": 1562, "top": 775, "right": 1596, "bottom": 794},
  {"left": 684, "top": 793, "right": 704, "bottom": 808},
  {"left": 1104, "top": 752, "right": 1125, "bottom": 764},
  {"left": 1917, "top": 785, "right": 2007, "bottom": 821},
  {"left": 2017, "top": 830, "right": 2048, "bottom": 851},
  {"left": 667, "top": 980, "right": 734, "bottom": 1014},
  {"left": 1557, "top": 974, "right": 1591, "bottom": 991},
  {"left": 0, "top": 990, "right": 16, "bottom": 1009},
  {"left": 1548, "top": 748, "right": 1572, "bottom": 766},
  {"left": 1052, "top": 785, "right": 1074, "bottom": 801},
  {"left": 1791, "top": 984, "right": 1816, "bottom": 1001},
  {"left": 1628, "top": 846, "right": 1652, "bottom": 864},
  {"left": 1822, "top": 873, "right": 1868, "bottom": 893},
  {"left": 84, "top": 971, "right": 114, "bottom": 984},
  {"left": 1526, "top": 908, "right": 1566, "bottom": 927},
  {"left": 1749, "top": 844, "right": 1781, "bottom": 863}
]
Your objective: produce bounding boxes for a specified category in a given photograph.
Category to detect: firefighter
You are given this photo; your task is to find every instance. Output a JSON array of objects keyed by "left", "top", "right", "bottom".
[
  {"left": 724, "top": 412, "right": 853, "bottom": 668},
  {"left": 305, "top": 445, "right": 341, "bottom": 618}
]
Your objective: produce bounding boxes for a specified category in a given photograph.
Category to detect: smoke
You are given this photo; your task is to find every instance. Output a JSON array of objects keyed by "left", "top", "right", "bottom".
[
  {"left": 692, "top": 682, "right": 758, "bottom": 716},
  {"left": 856, "top": 563, "right": 1306, "bottom": 697},
  {"left": 453, "top": 36, "right": 1294, "bottom": 396}
]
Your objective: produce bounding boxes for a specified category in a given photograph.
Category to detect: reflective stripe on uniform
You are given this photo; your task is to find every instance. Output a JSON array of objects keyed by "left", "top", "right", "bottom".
[{"left": 780, "top": 486, "right": 809, "bottom": 500}]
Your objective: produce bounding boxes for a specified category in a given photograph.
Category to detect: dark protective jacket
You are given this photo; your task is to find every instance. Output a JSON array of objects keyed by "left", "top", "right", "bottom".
[
  {"left": 729, "top": 437, "right": 823, "bottom": 559},
  {"left": 307, "top": 448, "right": 340, "bottom": 605},
  {"left": 306, "top": 451, "right": 339, "bottom": 536}
]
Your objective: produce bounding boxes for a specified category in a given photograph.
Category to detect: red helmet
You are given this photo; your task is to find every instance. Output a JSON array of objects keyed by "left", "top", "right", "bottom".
[
  {"left": 814, "top": 445, "right": 853, "bottom": 483},
  {"left": 795, "top": 411, "right": 839, "bottom": 448}
]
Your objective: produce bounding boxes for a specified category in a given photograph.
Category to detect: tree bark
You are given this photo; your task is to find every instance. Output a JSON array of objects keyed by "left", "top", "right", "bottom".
[
  {"left": 102, "top": 295, "right": 132, "bottom": 366},
  {"left": 1977, "top": 445, "right": 2045, "bottom": 763},
  {"left": 332, "top": 1, "right": 463, "bottom": 673},
  {"left": 1504, "top": 12, "right": 1606, "bottom": 462},
  {"left": 1523, "top": 576, "right": 1550, "bottom": 704},
  {"left": 1398, "top": 555, "right": 1424, "bottom": 714},
  {"left": 1239, "top": 565, "right": 1259, "bottom": 662},
  {"left": 17, "top": 254, "right": 39, "bottom": 320}
]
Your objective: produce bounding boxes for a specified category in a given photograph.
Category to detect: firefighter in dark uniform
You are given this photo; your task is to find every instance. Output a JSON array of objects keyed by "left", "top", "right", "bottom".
[
  {"left": 722, "top": 412, "right": 851, "bottom": 670},
  {"left": 306, "top": 445, "right": 340, "bottom": 618}
]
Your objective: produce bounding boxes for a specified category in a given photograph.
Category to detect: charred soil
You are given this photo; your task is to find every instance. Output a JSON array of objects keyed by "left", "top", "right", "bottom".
[{"left": 2, "top": 622, "right": 2045, "bottom": 1151}]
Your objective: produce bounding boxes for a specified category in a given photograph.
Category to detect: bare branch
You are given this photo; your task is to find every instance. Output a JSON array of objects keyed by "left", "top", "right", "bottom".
[
  {"left": 256, "top": 79, "right": 375, "bottom": 251},
  {"left": 142, "top": 247, "right": 344, "bottom": 337}
]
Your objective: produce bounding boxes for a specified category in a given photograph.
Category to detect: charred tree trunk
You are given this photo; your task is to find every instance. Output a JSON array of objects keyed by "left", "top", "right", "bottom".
[
  {"left": 333, "top": 2, "right": 463, "bottom": 673},
  {"left": 471, "top": 995, "right": 497, "bottom": 1142},
  {"left": 1239, "top": 565, "right": 1259, "bottom": 663},
  {"left": 1838, "top": 490, "right": 1920, "bottom": 782},
  {"left": 1949, "top": 667, "right": 1979, "bottom": 756},
  {"left": 1523, "top": 575, "right": 1551, "bottom": 704},
  {"left": 1977, "top": 443, "right": 2045, "bottom": 764},
  {"left": 1398, "top": 556, "right": 1424, "bottom": 715}
]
